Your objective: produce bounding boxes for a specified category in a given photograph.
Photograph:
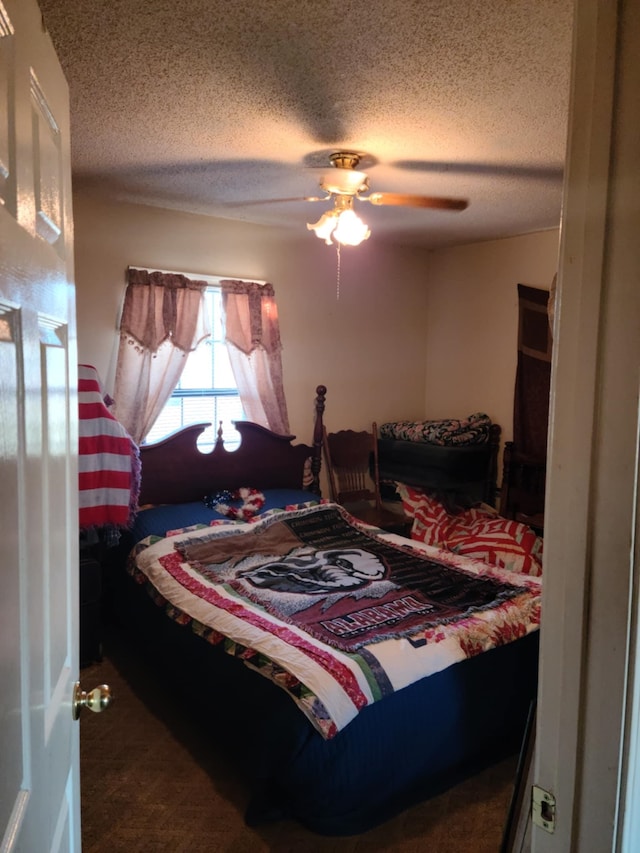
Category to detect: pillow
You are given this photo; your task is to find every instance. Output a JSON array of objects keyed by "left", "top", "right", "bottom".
[
  {"left": 130, "top": 489, "right": 318, "bottom": 541},
  {"left": 395, "top": 483, "right": 543, "bottom": 575},
  {"left": 445, "top": 508, "right": 543, "bottom": 576},
  {"left": 129, "top": 501, "right": 227, "bottom": 542}
]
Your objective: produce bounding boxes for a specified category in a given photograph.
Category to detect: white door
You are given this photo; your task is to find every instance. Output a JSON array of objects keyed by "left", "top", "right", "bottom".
[{"left": 0, "top": 0, "right": 81, "bottom": 849}]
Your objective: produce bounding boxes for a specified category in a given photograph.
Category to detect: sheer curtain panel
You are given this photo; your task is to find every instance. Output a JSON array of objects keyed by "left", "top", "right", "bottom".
[
  {"left": 113, "top": 268, "right": 210, "bottom": 443},
  {"left": 221, "top": 279, "right": 290, "bottom": 434}
]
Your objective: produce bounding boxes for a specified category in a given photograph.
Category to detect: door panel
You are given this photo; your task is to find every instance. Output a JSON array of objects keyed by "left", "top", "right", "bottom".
[
  {"left": 0, "top": 0, "right": 78, "bottom": 850},
  {"left": 0, "top": 302, "right": 24, "bottom": 845}
]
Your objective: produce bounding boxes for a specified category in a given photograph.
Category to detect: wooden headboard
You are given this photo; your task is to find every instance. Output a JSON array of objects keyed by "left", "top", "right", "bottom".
[{"left": 138, "top": 385, "right": 327, "bottom": 506}]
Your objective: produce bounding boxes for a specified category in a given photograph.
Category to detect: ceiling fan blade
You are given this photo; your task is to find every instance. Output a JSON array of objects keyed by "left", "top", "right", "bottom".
[
  {"left": 365, "top": 192, "right": 469, "bottom": 211},
  {"left": 225, "top": 195, "right": 326, "bottom": 207}
]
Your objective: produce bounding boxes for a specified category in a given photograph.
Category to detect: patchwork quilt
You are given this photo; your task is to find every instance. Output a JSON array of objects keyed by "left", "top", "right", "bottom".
[{"left": 129, "top": 502, "right": 541, "bottom": 738}]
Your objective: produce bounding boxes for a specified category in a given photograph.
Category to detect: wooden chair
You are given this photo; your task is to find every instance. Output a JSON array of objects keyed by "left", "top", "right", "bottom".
[{"left": 323, "top": 422, "right": 409, "bottom": 534}]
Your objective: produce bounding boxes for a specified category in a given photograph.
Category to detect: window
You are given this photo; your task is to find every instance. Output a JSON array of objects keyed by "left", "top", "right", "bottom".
[{"left": 144, "top": 286, "right": 245, "bottom": 450}]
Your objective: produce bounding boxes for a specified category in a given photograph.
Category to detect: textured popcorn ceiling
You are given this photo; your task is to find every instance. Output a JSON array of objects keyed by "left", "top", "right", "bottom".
[{"left": 39, "top": 0, "right": 574, "bottom": 249}]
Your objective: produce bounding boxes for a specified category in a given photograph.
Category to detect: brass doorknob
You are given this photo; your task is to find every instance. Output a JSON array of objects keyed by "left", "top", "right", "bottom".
[{"left": 72, "top": 681, "right": 113, "bottom": 720}]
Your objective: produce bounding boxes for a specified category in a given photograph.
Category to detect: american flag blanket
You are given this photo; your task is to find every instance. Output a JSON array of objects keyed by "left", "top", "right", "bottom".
[
  {"left": 78, "top": 364, "right": 140, "bottom": 530},
  {"left": 128, "top": 502, "right": 541, "bottom": 738}
]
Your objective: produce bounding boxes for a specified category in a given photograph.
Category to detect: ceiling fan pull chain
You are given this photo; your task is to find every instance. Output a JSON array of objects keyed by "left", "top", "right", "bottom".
[{"left": 336, "top": 242, "right": 341, "bottom": 301}]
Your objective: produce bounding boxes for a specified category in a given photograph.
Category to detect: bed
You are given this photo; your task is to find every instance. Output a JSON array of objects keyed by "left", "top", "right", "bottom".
[{"left": 107, "top": 386, "right": 540, "bottom": 836}]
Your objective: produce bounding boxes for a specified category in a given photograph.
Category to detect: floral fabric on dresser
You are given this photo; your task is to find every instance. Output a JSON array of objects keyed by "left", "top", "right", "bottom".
[{"left": 379, "top": 413, "right": 492, "bottom": 446}]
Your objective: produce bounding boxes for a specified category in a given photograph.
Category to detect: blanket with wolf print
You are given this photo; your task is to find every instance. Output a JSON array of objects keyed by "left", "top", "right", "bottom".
[
  {"left": 130, "top": 502, "right": 541, "bottom": 737},
  {"left": 176, "top": 504, "right": 528, "bottom": 653}
]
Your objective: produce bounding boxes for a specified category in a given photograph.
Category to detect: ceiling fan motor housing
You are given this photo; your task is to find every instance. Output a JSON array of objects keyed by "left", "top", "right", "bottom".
[
  {"left": 321, "top": 153, "right": 369, "bottom": 195},
  {"left": 315, "top": 150, "right": 468, "bottom": 209}
]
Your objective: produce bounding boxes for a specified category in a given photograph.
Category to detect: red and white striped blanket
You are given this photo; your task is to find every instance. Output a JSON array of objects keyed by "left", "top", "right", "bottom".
[{"left": 78, "top": 364, "right": 140, "bottom": 530}]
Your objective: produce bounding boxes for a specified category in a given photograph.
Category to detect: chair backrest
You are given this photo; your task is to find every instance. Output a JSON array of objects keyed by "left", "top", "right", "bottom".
[{"left": 323, "top": 423, "right": 382, "bottom": 510}]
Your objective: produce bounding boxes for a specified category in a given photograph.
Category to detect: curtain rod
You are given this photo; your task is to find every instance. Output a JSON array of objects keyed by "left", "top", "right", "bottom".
[{"left": 127, "top": 265, "right": 267, "bottom": 287}]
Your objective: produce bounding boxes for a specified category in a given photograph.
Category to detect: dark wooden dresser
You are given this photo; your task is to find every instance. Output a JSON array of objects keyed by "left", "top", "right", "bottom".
[{"left": 79, "top": 550, "right": 103, "bottom": 667}]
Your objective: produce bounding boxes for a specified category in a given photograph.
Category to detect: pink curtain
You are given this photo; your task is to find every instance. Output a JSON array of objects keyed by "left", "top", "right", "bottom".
[
  {"left": 113, "top": 268, "right": 210, "bottom": 443},
  {"left": 221, "top": 279, "right": 290, "bottom": 435}
]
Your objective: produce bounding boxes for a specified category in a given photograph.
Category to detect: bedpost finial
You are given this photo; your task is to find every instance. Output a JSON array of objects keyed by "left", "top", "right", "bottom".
[
  {"left": 215, "top": 420, "right": 224, "bottom": 448},
  {"left": 311, "top": 385, "right": 326, "bottom": 496},
  {"left": 315, "top": 385, "right": 327, "bottom": 414}
]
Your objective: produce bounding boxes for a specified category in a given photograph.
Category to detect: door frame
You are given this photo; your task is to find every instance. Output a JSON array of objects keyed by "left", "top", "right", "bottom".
[{"left": 534, "top": 0, "right": 640, "bottom": 849}]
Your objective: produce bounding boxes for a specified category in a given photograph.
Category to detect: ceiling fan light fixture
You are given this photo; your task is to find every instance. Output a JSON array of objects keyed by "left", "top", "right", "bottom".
[
  {"left": 307, "top": 196, "right": 370, "bottom": 247},
  {"left": 307, "top": 209, "right": 340, "bottom": 245},
  {"left": 332, "top": 208, "right": 370, "bottom": 246}
]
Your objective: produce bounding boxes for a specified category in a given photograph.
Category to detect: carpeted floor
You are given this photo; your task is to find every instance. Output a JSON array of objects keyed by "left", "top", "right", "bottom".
[{"left": 80, "top": 631, "right": 517, "bottom": 853}]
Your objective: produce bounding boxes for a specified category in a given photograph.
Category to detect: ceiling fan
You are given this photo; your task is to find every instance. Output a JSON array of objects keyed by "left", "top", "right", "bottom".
[{"left": 304, "top": 152, "right": 469, "bottom": 246}]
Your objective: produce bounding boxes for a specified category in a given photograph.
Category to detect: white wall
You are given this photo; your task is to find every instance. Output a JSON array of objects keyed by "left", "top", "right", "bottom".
[
  {"left": 72, "top": 192, "right": 432, "bottom": 444},
  {"left": 73, "top": 192, "right": 561, "bottom": 457},
  {"left": 425, "top": 229, "right": 560, "bottom": 444}
]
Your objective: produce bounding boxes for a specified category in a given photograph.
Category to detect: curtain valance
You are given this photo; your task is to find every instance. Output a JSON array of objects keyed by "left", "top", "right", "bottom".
[
  {"left": 221, "top": 279, "right": 282, "bottom": 356},
  {"left": 121, "top": 268, "right": 210, "bottom": 354},
  {"left": 114, "top": 268, "right": 210, "bottom": 443}
]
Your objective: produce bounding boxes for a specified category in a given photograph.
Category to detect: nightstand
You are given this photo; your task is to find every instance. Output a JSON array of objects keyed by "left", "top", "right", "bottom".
[
  {"left": 79, "top": 551, "right": 103, "bottom": 667},
  {"left": 345, "top": 502, "right": 412, "bottom": 537}
]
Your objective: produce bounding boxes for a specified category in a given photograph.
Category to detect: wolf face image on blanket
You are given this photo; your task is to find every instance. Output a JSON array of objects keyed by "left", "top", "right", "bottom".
[{"left": 237, "top": 548, "right": 387, "bottom": 594}]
